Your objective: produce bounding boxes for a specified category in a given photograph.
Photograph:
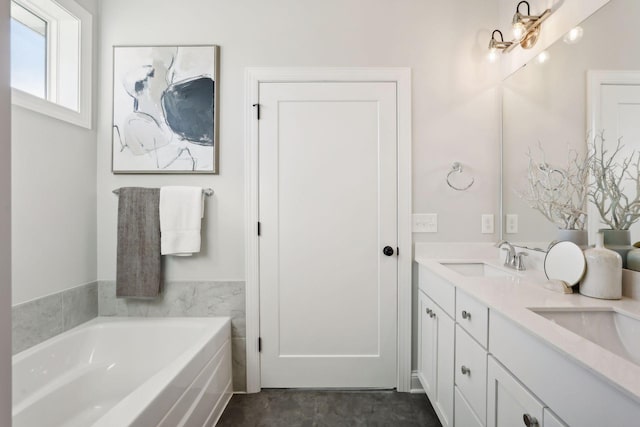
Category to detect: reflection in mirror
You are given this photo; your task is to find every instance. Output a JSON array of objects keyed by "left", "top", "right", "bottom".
[{"left": 503, "top": 0, "right": 640, "bottom": 250}]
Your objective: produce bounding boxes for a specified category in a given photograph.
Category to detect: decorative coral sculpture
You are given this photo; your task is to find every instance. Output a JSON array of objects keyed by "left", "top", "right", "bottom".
[
  {"left": 588, "top": 133, "right": 640, "bottom": 231},
  {"left": 520, "top": 142, "right": 589, "bottom": 230}
]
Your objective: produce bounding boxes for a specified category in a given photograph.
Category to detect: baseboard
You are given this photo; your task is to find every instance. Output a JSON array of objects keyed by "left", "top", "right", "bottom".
[{"left": 410, "top": 371, "right": 424, "bottom": 394}]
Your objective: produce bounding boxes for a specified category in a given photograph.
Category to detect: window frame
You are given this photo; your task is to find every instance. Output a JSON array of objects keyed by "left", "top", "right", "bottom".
[{"left": 11, "top": 0, "right": 92, "bottom": 129}]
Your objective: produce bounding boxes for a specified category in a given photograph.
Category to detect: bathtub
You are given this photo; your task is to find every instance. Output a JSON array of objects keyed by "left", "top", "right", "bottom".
[{"left": 13, "top": 317, "right": 233, "bottom": 427}]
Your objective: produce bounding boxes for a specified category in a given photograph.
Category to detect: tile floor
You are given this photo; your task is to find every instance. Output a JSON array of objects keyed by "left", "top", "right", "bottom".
[{"left": 217, "top": 389, "right": 441, "bottom": 427}]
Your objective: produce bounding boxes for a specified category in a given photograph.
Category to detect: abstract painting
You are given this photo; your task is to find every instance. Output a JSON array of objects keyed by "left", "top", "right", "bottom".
[{"left": 112, "top": 45, "right": 219, "bottom": 173}]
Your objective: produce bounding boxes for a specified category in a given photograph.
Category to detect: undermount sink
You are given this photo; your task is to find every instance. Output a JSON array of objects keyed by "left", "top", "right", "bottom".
[
  {"left": 531, "top": 308, "right": 640, "bottom": 366},
  {"left": 440, "top": 262, "right": 514, "bottom": 278}
]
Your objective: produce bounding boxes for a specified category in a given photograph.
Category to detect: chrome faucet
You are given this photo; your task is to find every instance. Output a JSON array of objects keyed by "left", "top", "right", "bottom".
[{"left": 495, "top": 240, "right": 527, "bottom": 271}]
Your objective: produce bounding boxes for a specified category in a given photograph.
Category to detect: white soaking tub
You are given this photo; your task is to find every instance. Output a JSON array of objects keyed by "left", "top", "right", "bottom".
[{"left": 13, "top": 317, "right": 233, "bottom": 427}]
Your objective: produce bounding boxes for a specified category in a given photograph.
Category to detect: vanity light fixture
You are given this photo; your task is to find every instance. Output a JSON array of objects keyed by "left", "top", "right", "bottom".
[
  {"left": 535, "top": 50, "right": 550, "bottom": 65},
  {"left": 511, "top": 1, "right": 551, "bottom": 49},
  {"left": 563, "top": 26, "right": 584, "bottom": 44},
  {"left": 488, "top": 30, "right": 513, "bottom": 62}
]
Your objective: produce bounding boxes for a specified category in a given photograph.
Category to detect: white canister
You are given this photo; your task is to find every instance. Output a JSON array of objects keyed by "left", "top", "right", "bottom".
[{"left": 580, "top": 232, "right": 622, "bottom": 300}]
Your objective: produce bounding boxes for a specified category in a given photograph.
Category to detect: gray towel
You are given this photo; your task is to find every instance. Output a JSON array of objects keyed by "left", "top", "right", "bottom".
[{"left": 116, "top": 187, "right": 162, "bottom": 298}]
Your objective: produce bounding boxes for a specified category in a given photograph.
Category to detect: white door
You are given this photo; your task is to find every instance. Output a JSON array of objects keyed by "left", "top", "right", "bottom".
[
  {"left": 597, "top": 84, "right": 640, "bottom": 242},
  {"left": 258, "top": 81, "right": 398, "bottom": 388}
]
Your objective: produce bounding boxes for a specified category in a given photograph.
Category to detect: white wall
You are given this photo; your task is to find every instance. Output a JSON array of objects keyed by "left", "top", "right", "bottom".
[
  {"left": 0, "top": 0, "right": 11, "bottom": 422},
  {"left": 97, "top": 0, "right": 502, "bottom": 282},
  {"left": 412, "top": 1, "right": 502, "bottom": 244},
  {"left": 11, "top": 0, "right": 99, "bottom": 304}
]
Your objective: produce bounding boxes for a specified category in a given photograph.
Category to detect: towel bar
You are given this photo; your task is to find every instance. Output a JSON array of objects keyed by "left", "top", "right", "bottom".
[{"left": 112, "top": 188, "right": 214, "bottom": 196}]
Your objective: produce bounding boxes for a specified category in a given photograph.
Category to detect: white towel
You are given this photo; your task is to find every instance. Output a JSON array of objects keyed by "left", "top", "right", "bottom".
[{"left": 159, "top": 186, "right": 205, "bottom": 256}]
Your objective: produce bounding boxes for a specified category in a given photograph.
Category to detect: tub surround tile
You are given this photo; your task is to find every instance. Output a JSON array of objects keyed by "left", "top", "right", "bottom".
[
  {"left": 232, "top": 338, "right": 247, "bottom": 392},
  {"left": 99, "top": 281, "right": 246, "bottom": 337},
  {"left": 98, "top": 281, "right": 117, "bottom": 316},
  {"left": 62, "top": 282, "right": 98, "bottom": 330},
  {"left": 12, "top": 293, "right": 64, "bottom": 354},
  {"left": 98, "top": 280, "right": 247, "bottom": 391},
  {"left": 12, "top": 281, "right": 99, "bottom": 355}
]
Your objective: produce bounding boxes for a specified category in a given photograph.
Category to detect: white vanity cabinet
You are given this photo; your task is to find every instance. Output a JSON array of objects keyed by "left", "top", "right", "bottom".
[
  {"left": 456, "top": 290, "right": 488, "bottom": 347},
  {"left": 487, "top": 354, "right": 570, "bottom": 427},
  {"left": 417, "top": 266, "right": 489, "bottom": 427},
  {"left": 487, "top": 356, "right": 544, "bottom": 427},
  {"left": 417, "top": 266, "right": 455, "bottom": 427},
  {"left": 455, "top": 325, "right": 487, "bottom": 422},
  {"left": 454, "top": 290, "right": 489, "bottom": 425},
  {"left": 418, "top": 291, "right": 436, "bottom": 396},
  {"left": 543, "top": 409, "right": 567, "bottom": 427},
  {"left": 490, "top": 310, "right": 640, "bottom": 426},
  {"left": 417, "top": 261, "right": 640, "bottom": 427},
  {"left": 454, "top": 387, "right": 483, "bottom": 427}
]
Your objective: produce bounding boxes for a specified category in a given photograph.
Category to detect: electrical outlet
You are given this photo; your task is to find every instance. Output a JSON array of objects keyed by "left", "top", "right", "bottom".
[
  {"left": 413, "top": 213, "right": 438, "bottom": 233},
  {"left": 481, "top": 214, "right": 494, "bottom": 234},
  {"left": 506, "top": 214, "right": 518, "bottom": 234}
]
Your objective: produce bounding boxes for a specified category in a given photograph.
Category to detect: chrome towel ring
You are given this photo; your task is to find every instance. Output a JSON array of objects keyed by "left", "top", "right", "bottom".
[{"left": 447, "top": 162, "right": 475, "bottom": 191}]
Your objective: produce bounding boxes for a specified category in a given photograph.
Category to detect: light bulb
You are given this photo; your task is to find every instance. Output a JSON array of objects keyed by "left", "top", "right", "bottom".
[
  {"left": 513, "top": 22, "right": 526, "bottom": 40},
  {"left": 563, "top": 26, "right": 584, "bottom": 44},
  {"left": 536, "top": 51, "right": 550, "bottom": 64},
  {"left": 488, "top": 48, "right": 500, "bottom": 63}
]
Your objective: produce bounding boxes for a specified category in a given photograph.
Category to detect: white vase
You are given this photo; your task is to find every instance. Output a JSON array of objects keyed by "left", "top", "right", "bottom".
[{"left": 580, "top": 232, "right": 622, "bottom": 300}]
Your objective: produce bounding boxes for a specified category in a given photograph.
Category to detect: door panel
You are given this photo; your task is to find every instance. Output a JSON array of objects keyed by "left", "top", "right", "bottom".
[
  {"left": 259, "top": 82, "right": 398, "bottom": 388},
  {"left": 432, "top": 302, "right": 454, "bottom": 427},
  {"left": 597, "top": 84, "right": 640, "bottom": 242},
  {"left": 418, "top": 291, "right": 435, "bottom": 395}
]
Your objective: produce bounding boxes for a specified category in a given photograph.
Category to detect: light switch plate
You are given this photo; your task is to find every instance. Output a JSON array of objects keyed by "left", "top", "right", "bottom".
[
  {"left": 506, "top": 214, "right": 518, "bottom": 234},
  {"left": 481, "top": 214, "right": 494, "bottom": 234},
  {"left": 413, "top": 213, "right": 438, "bottom": 233}
]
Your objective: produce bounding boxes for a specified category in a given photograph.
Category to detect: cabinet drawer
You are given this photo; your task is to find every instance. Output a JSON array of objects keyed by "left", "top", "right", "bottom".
[
  {"left": 455, "top": 386, "right": 483, "bottom": 427},
  {"left": 456, "top": 289, "right": 488, "bottom": 348},
  {"left": 455, "top": 325, "right": 487, "bottom": 423},
  {"left": 487, "top": 355, "right": 544, "bottom": 427},
  {"left": 419, "top": 265, "right": 455, "bottom": 316},
  {"left": 543, "top": 408, "right": 568, "bottom": 427}
]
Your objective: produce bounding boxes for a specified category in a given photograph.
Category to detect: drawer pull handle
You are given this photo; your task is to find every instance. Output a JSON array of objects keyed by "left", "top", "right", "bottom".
[
  {"left": 430, "top": 312, "right": 436, "bottom": 318},
  {"left": 426, "top": 308, "right": 432, "bottom": 315},
  {"left": 461, "top": 310, "right": 471, "bottom": 320},
  {"left": 460, "top": 365, "right": 470, "bottom": 375},
  {"left": 522, "top": 414, "right": 539, "bottom": 427}
]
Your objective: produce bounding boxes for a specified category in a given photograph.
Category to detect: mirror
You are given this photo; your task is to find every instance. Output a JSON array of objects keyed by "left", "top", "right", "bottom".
[{"left": 502, "top": 0, "right": 640, "bottom": 250}]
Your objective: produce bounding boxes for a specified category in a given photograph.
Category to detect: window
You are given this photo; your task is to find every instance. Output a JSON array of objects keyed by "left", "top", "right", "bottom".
[
  {"left": 11, "top": 3, "right": 47, "bottom": 99},
  {"left": 10, "top": 0, "right": 92, "bottom": 128}
]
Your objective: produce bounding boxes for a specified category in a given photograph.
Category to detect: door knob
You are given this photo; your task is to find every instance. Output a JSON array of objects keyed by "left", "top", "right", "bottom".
[{"left": 383, "top": 246, "right": 395, "bottom": 256}]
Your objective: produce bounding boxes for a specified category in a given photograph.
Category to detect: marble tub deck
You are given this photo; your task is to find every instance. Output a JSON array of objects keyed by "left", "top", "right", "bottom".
[{"left": 217, "top": 389, "right": 441, "bottom": 427}]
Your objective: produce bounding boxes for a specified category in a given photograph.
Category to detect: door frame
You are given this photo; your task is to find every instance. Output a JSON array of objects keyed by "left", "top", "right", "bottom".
[
  {"left": 586, "top": 70, "right": 640, "bottom": 243},
  {"left": 244, "top": 68, "right": 412, "bottom": 393}
]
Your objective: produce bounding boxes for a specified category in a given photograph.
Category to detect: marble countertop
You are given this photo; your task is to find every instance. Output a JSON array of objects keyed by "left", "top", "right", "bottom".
[{"left": 414, "top": 254, "right": 640, "bottom": 403}]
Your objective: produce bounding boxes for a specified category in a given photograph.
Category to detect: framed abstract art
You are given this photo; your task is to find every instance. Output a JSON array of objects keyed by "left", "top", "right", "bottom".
[{"left": 112, "top": 45, "right": 219, "bottom": 173}]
